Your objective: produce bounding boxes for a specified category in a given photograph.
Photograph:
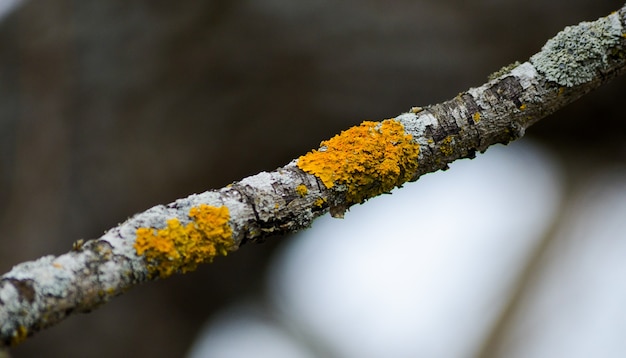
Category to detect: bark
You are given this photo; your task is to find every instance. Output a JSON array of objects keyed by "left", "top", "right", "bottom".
[{"left": 2, "top": 4, "right": 626, "bottom": 347}]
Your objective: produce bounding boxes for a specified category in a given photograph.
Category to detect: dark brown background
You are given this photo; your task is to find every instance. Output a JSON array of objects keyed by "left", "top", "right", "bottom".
[{"left": 0, "top": 0, "right": 623, "bottom": 356}]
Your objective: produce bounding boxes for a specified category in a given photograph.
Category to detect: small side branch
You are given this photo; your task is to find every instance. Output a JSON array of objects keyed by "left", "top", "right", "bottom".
[{"left": 2, "top": 4, "right": 626, "bottom": 347}]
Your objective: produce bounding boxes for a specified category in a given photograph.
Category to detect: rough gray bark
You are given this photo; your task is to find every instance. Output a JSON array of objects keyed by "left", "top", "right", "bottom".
[{"left": 1, "top": 4, "right": 626, "bottom": 347}]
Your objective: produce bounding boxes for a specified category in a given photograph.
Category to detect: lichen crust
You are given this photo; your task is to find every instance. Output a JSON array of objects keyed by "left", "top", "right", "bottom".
[
  {"left": 296, "top": 184, "right": 308, "bottom": 197},
  {"left": 530, "top": 12, "right": 623, "bottom": 87},
  {"left": 134, "top": 204, "right": 234, "bottom": 278},
  {"left": 296, "top": 119, "right": 420, "bottom": 204}
]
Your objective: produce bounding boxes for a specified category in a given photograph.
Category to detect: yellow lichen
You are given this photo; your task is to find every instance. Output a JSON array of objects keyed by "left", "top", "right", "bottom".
[
  {"left": 519, "top": 103, "right": 527, "bottom": 111},
  {"left": 439, "top": 136, "right": 454, "bottom": 156},
  {"left": 134, "top": 204, "right": 234, "bottom": 278},
  {"left": 472, "top": 112, "right": 481, "bottom": 123},
  {"left": 11, "top": 325, "right": 28, "bottom": 346},
  {"left": 296, "top": 184, "right": 308, "bottom": 197},
  {"left": 314, "top": 198, "right": 326, "bottom": 208},
  {"left": 296, "top": 119, "right": 419, "bottom": 204}
]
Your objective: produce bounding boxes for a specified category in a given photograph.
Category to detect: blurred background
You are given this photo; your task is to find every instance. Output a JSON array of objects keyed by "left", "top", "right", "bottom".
[{"left": 0, "top": 0, "right": 625, "bottom": 357}]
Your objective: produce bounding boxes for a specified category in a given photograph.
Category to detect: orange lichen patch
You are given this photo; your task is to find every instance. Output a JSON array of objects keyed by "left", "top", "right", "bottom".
[
  {"left": 10, "top": 325, "right": 28, "bottom": 346},
  {"left": 314, "top": 197, "right": 326, "bottom": 208},
  {"left": 519, "top": 103, "right": 527, "bottom": 111},
  {"left": 296, "top": 184, "right": 308, "bottom": 197},
  {"left": 472, "top": 112, "right": 481, "bottom": 123},
  {"left": 297, "top": 119, "right": 419, "bottom": 204},
  {"left": 134, "top": 205, "right": 234, "bottom": 278},
  {"left": 439, "top": 136, "right": 454, "bottom": 156}
]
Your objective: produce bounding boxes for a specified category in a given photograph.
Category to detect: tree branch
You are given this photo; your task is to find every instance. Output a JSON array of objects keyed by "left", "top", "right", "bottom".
[{"left": 2, "top": 4, "right": 626, "bottom": 347}]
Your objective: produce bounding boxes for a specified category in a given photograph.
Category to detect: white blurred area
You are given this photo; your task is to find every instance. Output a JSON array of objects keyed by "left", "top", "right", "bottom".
[
  {"left": 0, "top": 0, "right": 23, "bottom": 20},
  {"left": 187, "top": 139, "right": 626, "bottom": 358}
]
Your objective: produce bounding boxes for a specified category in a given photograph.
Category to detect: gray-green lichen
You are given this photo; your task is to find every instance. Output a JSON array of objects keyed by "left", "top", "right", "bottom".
[
  {"left": 530, "top": 12, "right": 623, "bottom": 87},
  {"left": 488, "top": 61, "right": 522, "bottom": 81}
]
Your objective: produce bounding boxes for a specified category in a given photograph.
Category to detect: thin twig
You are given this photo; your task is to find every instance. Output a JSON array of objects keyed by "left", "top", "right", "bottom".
[{"left": 1, "top": 4, "right": 626, "bottom": 347}]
